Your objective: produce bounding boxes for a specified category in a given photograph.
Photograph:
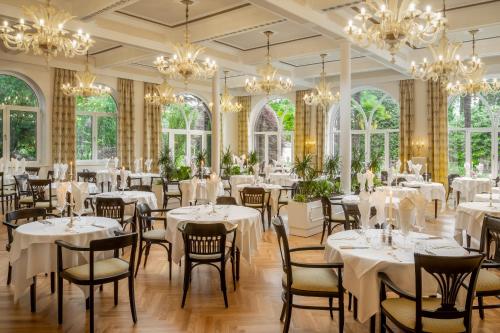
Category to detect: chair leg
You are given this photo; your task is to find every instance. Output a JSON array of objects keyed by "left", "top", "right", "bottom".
[
  {"left": 320, "top": 221, "right": 327, "bottom": 244},
  {"left": 348, "top": 292, "right": 352, "bottom": 311},
  {"left": 57, "top": 274, "right": 63, "bottom": 324},
  {"left": 30, "top": 276, "right": 36, "bottom": 313},
  {"left": 231, "top": 255, "right": 236, "bottom": 291},
  {"left": 168, "top": 243, "right": 172, "bottom": 281},
  {"left": 353, "top": 296, "right": 358, "bottom": 320},
  {"left": 380, "top": 310, "right": 386, "bottom": 333},
  {"left": 181, "top": 260, "right": 190, "bottom": 308},
  {"left": 135, "top": 244, "right": 145, "bottom": 277},
  {"left": 236, "top": 248, "right": 240, "bottom": 281},
  {"left": 283, "top": 293, "right": 293, "bottom": 333},
  {"left": 328, "top": 297, "right": 333, "bottom": 319},
  {"left": 220, "top": 262, "right": 228, "bottom": 308},
  {"left": 50, "top": 272, "right": 55, "bottom": 294},
  {"left": 260, "top": 211, "right": 266, "bottom": 231},
  {"left": 478, "top": 296, "right": 485, "bottom": 319},
  {"left": 128, "top": 275, "right": 137, "bottom": 323},
  {"left": 114, "top": 281, "right": 119, "bottom": 306},
  {"left": 280, "top": 298, "right": 286, "bottom": 322},
  {"left": 370, "top": 315, "right": 376, "bottom": 333},
  {"left": 7, "top": 263, "right": 12, "bottom": 285},
  {"left": 339, "top": 292, "right": 344, "bottom": 333},
  {"left": 267, "top": 206, "right": 271, "bottom": 228},
  {"left": 143, "top": 244, "right": 151, "bottom": 268},
  {"left": 89, "top": 284, "right": 95, "bottom": 333}
]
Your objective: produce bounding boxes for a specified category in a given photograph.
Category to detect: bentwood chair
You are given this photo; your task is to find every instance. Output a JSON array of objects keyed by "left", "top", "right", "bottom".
[
  {"left": 379, "top": 253, "right": 483, "bottom": 333},
  {"left": 47, "top": 170, "right": 55, "bottom": 181},
  {"left": 129, "top": 184, "right": 152, "bottom": 192},
  {"left": 77, "top": 171, "right": 97, "bottom": 183},
  {"left": 273, "top": 216, "right": 344, "bottom": 333},
  {"left": 161, "top": 178, "right": 182, "bottom": 209},
  {"left": 465, "top": 215, "right": 500, "bottom": 319},
  {"left": 277, "top": 183, "right": 297, "bottom": 216},
  {"left": 391, "top": 176, "right": 407, "bottom": 186},
  {"left": 56, "top": 232, "right": 138, "bottom": 333},
  {"left": 4, "top": 208, "right": 48, "bottom": 312},
  {"left": 28, "top": 179, "right": 57, "bottom": 213},
  {"left": 216, "top": 196, "right": 238, "bottom": 205},
  {"left": 178, "top": 222, "right": 237, "bottom": 308},
  {"left": 0, "top": 172, "right": 16, "bottom": 214},
  {"left": 25, "top": 167, "right": 40, "bottom": 176},
  {"left": 95, "top": 197, "right": 135, "bottom": 232},
  {"left": 13, "top": 174, "right": 33, "bottom": 209},
  {"left": 320, "top": 196, "right": 345, "bottom": 244},
  {"left": 341, "top": 202, "right": 377, "bottom": 230},
  {"left": 240, "top": 187, "right": 269, "bottom": 230},
  {"left": 135, "top": 203, "right": 172, "bottom": 279}
]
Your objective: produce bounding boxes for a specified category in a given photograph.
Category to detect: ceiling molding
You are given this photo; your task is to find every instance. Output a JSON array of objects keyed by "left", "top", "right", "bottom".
[
  {"left": 195, "top": 19, "right": 286, "bottom": 43},
  {"left": 80, "top": 0, "right": 139, "bottom": 21},
  {"left": 322, "top": 1, "right": 362, "bottom": 12},
  {"left": 280, "top": 55, "right": 365, "bottom": 68},
  {"left": 89, "top": 45, "right": 123, "bottom": 56},
  {"left": 213, "top": 34, "right": 322, "bottom": 52}
]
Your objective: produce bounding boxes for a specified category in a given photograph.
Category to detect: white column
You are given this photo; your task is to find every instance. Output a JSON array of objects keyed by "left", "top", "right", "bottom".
[
  {"left": 211, "top": 71, "right": 221, "bottom": 174},
  {"left": 340, "top": 41, "right": 351, "bottom": 193}
]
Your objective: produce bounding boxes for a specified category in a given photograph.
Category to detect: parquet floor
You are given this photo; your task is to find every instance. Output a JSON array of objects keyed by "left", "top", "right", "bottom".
[{"left": 0, "top": 201, "right": 498, "bottom": 332}]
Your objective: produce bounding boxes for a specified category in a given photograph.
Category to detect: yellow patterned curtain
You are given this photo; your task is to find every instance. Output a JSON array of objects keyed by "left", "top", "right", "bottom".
[
  {"left": 143, "top": 83, "right": 161, "bottom": 172},
  {"left": 237, "top": 96, "right": 251, "bottom": 155},
  {"left": 427, "top": 80, "right": 448, "bottom": 186},
  {"left": 52, "top": 68, "right": 76, "bottom": 172},
  {"left": 399, "top": 79, "right": 415, "bottom": 171},
  {"left": 118, "top": 78, "right": 135, "bottom": 169}
]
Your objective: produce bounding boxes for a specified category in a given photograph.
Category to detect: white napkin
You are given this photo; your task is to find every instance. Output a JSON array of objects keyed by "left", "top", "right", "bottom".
[
  {"left": 264, "top": 164, "right": 273, "bottom": 179},
  {"left": 358, "top": 191, "right": 371, "bottom": 229},
  {"left": 110, "top": 168, "right": 118, "bottom": 191},
  {"left": 134, "top": 159, "right": 140, "bottom": 173},
  {"left": 412, "top": 164, "right": 422, "bottom": 176},
  {"left": 388, "top": 167, "right": 394, "bottom": 186},
  {"left": 59, "top": 164, "right": 68, "bottom": 181},
  {"left": 398, "top": 197, "right": 414, "bottom": 235},
  {"left": 104, "top": 158, "right": 110, "bottom": 169},
  {"left": 464, "top": 162, "right": 471, "bottom": 177},
  {"left": 396, "top": 160, "right": 402, "bottom": 173},
  {"left": 71, "top": 182, "right": 89, "bottom": 215},
  {"left": 357, "top": 172, "right": 367, "bottom": 192},
  {"left": 365, "top": 170, "right": 374, "bottom": 189},
  {"left": 145, "top": 159, "right": 153, "bottom": 173},
  {"left": 477, "top": 163, "right": 484, "bottom": 175},
  {"left": 413, "top": 194, "right": 427, "bottom": 230},
  {"left": 0, "top": 158, "right": 4, "bottom": 174},
  {"left": 56, "top": 182, "right": 69, "bottom": 209},
  {"left": 407, "top": 160, "right": 413, "bottom": 173},
  {"left": 53, "top": 163, "right": 60, "bottom": 180},
  {"left": 20, "top": 158, "right": 26, "bottom": 173},
  {"left": 11, "top": 158, "right": 18, "bottom": 174},
  {"left": 206, "top": 176, "right": 220, "bottom": 203},
  {"left": 190, "top": 177, "right": 199, "bottom": 204},
  {"left": 120, "top": 169, "right": 128, "bottom": 189},
  {"left": 371, "top": 191, "right": 386, "bottom": 227},
  {"left": 114, "top": 157, "right": 119, "bottom": 168}
]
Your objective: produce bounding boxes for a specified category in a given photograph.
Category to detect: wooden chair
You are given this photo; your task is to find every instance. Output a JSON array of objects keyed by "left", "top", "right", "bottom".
[
  {"left": 320, "top": 196, "right": 345, "bottom": 244},
  {"left": 4, "top": 208, "right": 48, "bottom": 312},
  {"left": 129, "top": 184, "right": 152, "bottom": 192},
  {"left": 28, "top": 179, "right": 57, "bottom": 213},
  {"left": 447, "top": 173, "right": 460, "bottom": 204},
  {"left": 379, "top": 252, "right": 483, "bottom": 333},
  {"left": 277, "top": 183, "right": 297, "bottom": 216},
  {"left": 77, "top": 171, "right": 97, "bottom": 183},
  {"left": 240, "top": 187, "right": 269, "bottom": 230},
  {"left": 381, "top": 171, "right": 388, "bottom": 185},
  {"left": 128, "top": 176, "right": 143, "bottom": 187},
  {"left": 465, "top": 215, "right": 500, "bottom": 319},
  {"left": 56, "top": 232, "right": 138, "bottom": 333},
  {"left": 161, "top": 178, "right": 182, "bottom": 209},
  {"left": 25, "top": 166, "right": 40, "bottom": 176},
  {"left": 46, "top": 170, "right": 55, "bottom": 181},
  {"left": 13, "top": 174, "right": 32, "bottom": 208},
  {"left": 216, "top": 196, "right": 237, "bottom": 205},
  {"left": 272, "top": 216, "right": 344, "bottom": 333},
  {"left": 422, "top": 172, "right": 432, "bottom": 182},
  {"left": 178, "top": 222, "right": 237, "bottom": 308},
  {"left": 220, "top": 175, "right": 231, "bottom": 195},
  {"left": 391, "top": 176, "right": 407, "bottom": 186},
  {"left": 95, "top": 197, "right": 135, "bottom": 231},
  {"left": 341, "top": 202, "right": 377, "bottom": 230},
  {"left": 0, "top": 172, "right": 17, "bottom": 214},
  {"left": 135, "top": 203, "right": 173, "bottom": 279}
]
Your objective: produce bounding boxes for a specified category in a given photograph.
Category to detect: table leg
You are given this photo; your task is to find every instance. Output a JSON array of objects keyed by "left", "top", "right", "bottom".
[
  {"left": 434, "top": 199, "right": 438, "bottom": 218},
  {"left": 456, "top": 191, "right": 460, "bottom": 206},
  {"left": 30, "top": 276, "right": 36, "bottom": 312},
  {"left": 370, "top": 315, "right": 376, "bottom": 333}
]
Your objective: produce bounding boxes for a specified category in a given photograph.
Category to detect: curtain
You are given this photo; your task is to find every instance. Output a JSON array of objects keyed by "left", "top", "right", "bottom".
[
  {"left": 52, "top": 68, "right": 76, "bottom": 173},
  {"left": 399, "top": 79, "right": 415, "bottom": 171},
  {"left": 294, "top": 90, "right": 324, "bottom": 170},
  {"left": 237, "top": 96, "right": 251, "bottom": 156},
  {"left": 427, "top": 80, "right": 448, "bottom": 186},
  {"left": 117, "top": 78, "right": 135, "bottom": 169},
  {"left": 143, "top": 83, "right": 161, "bottom": 172}
]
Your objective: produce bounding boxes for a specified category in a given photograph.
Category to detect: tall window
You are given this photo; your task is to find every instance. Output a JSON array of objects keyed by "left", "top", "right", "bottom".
[
  {"left": 253, "top": 98, "right": 295, "bottom": 164},
  {"left": 448, "top": 93, "right": 500, "bottom": 175},
  {"left": 162, "top": 94, "right": 212, "bottom": 167},
  {"left": 76, "top": 93, "right": 117, "bottom": 161},
  {"left": 0, "top": 74, "right": 40, "bottom": 161},
  {"left": 330, "top": 88, "right": 400, "bottom": 169}
]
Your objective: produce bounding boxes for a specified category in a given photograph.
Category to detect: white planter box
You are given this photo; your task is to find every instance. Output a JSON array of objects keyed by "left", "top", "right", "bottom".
[{"left": 287, "top": 199, "right": 324, "bottom": 237}]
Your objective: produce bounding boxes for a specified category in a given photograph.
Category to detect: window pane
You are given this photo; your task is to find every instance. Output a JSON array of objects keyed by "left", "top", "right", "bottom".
[
  {"left": 352, "top": 133, "right": 365, "bottom": 164},
  {"left": 76, "top": 115, "right": 92, "bottom": 160},
  {"left": 268, "top": 134, "right": 278, "bottom": 163},
  {"left": 162, "top": 132, "right": 169, "bottom": 150},
  {"left": 370, "top": 133, "right": 384, "bottom": 167},
  {"left": 97, "top": 116, "right": 117, "bottom": 159},
  {"left": 10, "top": 110, "right": 37, "bottom": 160},
  {"left": 389, "top": 132, "right": 400, "bottom": 166},
  {"left": 471, "top": 132, "right": 491, "bottom": 173},
  {"left": 268, "top": 98, "right": 295, "bottom": 131},
  {"left": 255, "top": 134, "right": 265, "bottom": 163},
  {"left": 191, "top": 134, "right": 202, "bottom": 162},
  {"left": 255, "top": 106, "right": 278, "bottom": 132},
  {"left": 163, "top": 104, "right": 187, "bottom": 129},
  {"left": 471, "top": 96, "right": 491, "bottom": 128},
  {"left": 206, "top": 134, "right": 212, "bottom": 167},
  {"left": 181, "top": 94, "right": 211, "bottom": 131},
  {"left": 448, "top": 130, "right": 465, "bottom": 175},
  {"left": 0, "top": 75, "right": 38, "bottom": 107},
  {"left": 281, "top": 132, "right": 293, "bottom": 165},
  {"left": 76, "top": 94, "right": 116, "bottom": 113},
  {"left": 174, "top": 134, "right": 187, "bottom": 167},
  {"left": 332, "top": 132, "right": 340, "bottom": 156}
]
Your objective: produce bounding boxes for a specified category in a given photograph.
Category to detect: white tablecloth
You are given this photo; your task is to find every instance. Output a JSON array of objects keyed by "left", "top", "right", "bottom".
[
  {"left": 50, "top": 181, "right": 99, "bottom": 195},
  {"left": 10, "top": 216, "right": 121, "bottom": 301},
  {"left": 402, "top": 182, "right": 446, "bottom": 209},
  {"left": 4, "top": 174, "right": 39, "bottom": 185},
  {"left": 96, "top": 191, "right": 158, "bottom": 209},
  {"left": 96, "top": 170, "right": 160, "bottom": 185},
  {"left": 452, "top": 177, "right": 492, "bottom": 202},
  {"left": 229, "top": 175, "right": 256, "bottom": 198},
  {"left": 456, "top": 201, "right": 500, "bottom": 247},
  {"left": 166, "top": 205, "right": 262, "bottom": 263},
  {"left": 394, "top": 173, "right": 420, "bottom": 182},
  {"left": 268, "top": 173, "right": 298, "bottom": 186},
  {"left": 236, "top": 183, "right": 282, "bottom": 215},
  {"left": 179, "top": 179, "right": 224, "bottom": 206},
  {"left": 474, "top": 193, "right": 500, "bottom": 203},
  {"left": 324, "top": 229, "right": 465, "bottom": 322}
]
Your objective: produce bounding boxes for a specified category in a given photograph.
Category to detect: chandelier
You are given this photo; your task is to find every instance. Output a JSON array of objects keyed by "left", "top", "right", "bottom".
[
  {"left": 446, "top": 30, "right": 500, "bottom": 96},
  {"left": 344, "top": 0, "right": 445, "bottom": 62},
  {"left": 220, "top": 71, "right": 242, "bottom": 113},
  {"left": 61, "top": 53, "right": 110, "bottom": 97},
  {"left": 410, "top": 2, "right": 482, "bottom": 84},
  {"left": 154, "top": 0, "right": 216, "bottom": 85},
  {"left": 144, "top": 77, "right": 184, "bottom": 106},
  {"left": 303, "top": 54, "right": 340, "bottom": 107},
  {"left": 245, "top": 31, "right": 293, "bottom": 96},
  {"left": 0, "top": 0, "right": 93, "bottom": 60}
]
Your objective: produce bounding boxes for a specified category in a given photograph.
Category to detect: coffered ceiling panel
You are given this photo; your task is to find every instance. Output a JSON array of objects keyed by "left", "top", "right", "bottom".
[{"left": 280, "top": 49, "right": 363, "bottom": 67}]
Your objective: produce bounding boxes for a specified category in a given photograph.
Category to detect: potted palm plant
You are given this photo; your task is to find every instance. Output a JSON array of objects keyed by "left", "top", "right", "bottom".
[
  {"left": 194, "top": 149, "right": 208, "bottom": 177},
  {"left": 247, "top": 151, "right": 258, "bottom": 174},
  {"left": 221, "top": 146, "right": 233, "bottom": 177}
]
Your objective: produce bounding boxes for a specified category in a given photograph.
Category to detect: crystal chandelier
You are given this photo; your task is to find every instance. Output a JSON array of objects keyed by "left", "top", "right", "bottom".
[
  {"left": 220, "top": 71, "right": 242, "bottom": 113},
  {"left": 61, "top": 53, "right": 110, "bottom": 97},
  {"left": 344, "top": 0, "right": 445, "bottom": 62},
  {"left": 154, "top": 0, "right": 216, "bottom": 85},
  {"left": 245, "top": 31, "right": 293, "bottom": 96},
  {"left": 144, "top": 77, "right": 184, "bottom": 106},
  {"left": 446, "top": 30, "right": 500, "bottom": 96},
  {"left": 303, "top": 54, "right": 340, "bottom": 108},
  {"left": 410, "top": 2, "right": 482, "bottom": 84},
  {"left": 0, "top": 0, "right": 93, "bottom": 60}
]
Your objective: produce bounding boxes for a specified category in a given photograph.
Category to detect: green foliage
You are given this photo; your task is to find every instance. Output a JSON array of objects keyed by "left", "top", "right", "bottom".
[
  {"left": 9, "top": 111, "right": 37, "bottom": 160},
  {"left": 176, "top": 166, "right": 192, "bottom": 181},
  {"left": 268, "top": 98, "right": 295, "bottom": 131},
  {"left": 314, "top": 179, "right": 335, "bottom": 198},
  {"left": 229, "top": 165, "right": 241, "bottom": 175},
  {"left": 368, "top": 149, "right": 384, "bottom": 173},
  {"left": 324, "top": 154, "right": 340, "bottom": 181},
  {"left": 158, "top": 146, "right": 176, "bottom": 180},
  {"left": 351, "top": 148, "right": 364, "bottom": 192},
  {"left": 292, "top": 154, "right": 315, "bottom": 181},
  {"left": 221, "top": 147, "right": 234, "bottom": 176},
  {"left": 247, "top": 151, "right": 258, "bottom": 173},
  {"left": 0, "top": 74, "right": 38, "bottom": 107}
]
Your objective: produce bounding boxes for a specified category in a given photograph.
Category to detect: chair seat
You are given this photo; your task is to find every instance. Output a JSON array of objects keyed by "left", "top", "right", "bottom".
[
  {"left": 381, "top": 297, "right": 466, "bottom": 332},
  {"left": 143, "top": 229, "right": 167, "bottom": 241},
  {"left": 64, "top": 258, "right": 129, "bottom": 280},
  {"left": 243, "top": 203, "right": 264, "bottom": 208},
  {"left": 278, "top": 197, "right": 290, "bottom": 204},
  {"left": 282, "top": 266, "right": 339, "bottom": 293},
  {"left": 476, "top": 268, "right": 500, "bottom": 292},
  {"left": 189, "top": 248, "right": 231, "bottom": 260},
  {"left": 35, "top": 200, "right": 58, "bottom": 208},
  {"left": 19, "top": 196, "right": 34, "bottom": 204},
  {"left": 166, "top": 192, "right": 181, "bottom": 196}
]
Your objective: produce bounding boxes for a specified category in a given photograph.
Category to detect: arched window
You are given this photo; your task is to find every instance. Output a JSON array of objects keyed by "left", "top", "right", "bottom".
[
  {"left": 76, "top": 93, "right": 118, "bottom": 161},
  {"left": 329, "top": 88, "right": 400, "bottom": 169},
  {"left": 162, "top": 94, "right": 212, "bottom": 167},
  {"left": 448, "top": 92, "right": 500, "bottom": 175},
  {"left": 0, "top": 74, "right": 40, "bottom": 161},
  {"left": 253, "top": 98, "right": 295, "bottom": 164}
]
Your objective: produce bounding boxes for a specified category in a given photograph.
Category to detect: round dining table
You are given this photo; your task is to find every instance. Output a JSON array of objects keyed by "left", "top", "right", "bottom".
[
  {"left": 324, "top": 229, "right": 466, "bottom": 323},
  {"left": 179, "top": 178, "right": 224, "bottom": 206},
  {"left": 9, "top": 216, "right": 121, "bottom": 302},
  {"left": 452, "top": 177, "right": 492, "bottom": 203},
  {"left": 456, "top": 201, "right": 500, "bottom": 247},
  {"left": 166, "top": 205, "right": 262, "bottom": 264},
  {"left": 229, "top": 175, "right": 256, "bottom": 198},
  {"left": 402, "top": 181, "right": 447, "bottom": 216},
  {"left": 95, "top": 190, "right": 158, "bottom": 209}
]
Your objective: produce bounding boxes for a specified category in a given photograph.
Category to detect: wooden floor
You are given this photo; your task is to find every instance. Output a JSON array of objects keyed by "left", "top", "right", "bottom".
[{"left": 0, "top": 201, "right": 498, "bottom": 333}]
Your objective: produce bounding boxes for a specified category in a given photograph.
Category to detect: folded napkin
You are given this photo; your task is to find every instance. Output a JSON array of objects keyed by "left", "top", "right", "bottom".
[
  {"left": 413, "top": 194, "right": 427, "bottom": 229},
  {"left": 357, "top": 172, "right": 367, "bottom": 192},
  {"left": 358, "top": 191, "right": 371, "bottom": 229},
  {"left": 398, "top": 197, "right": 414, "bottom": 235},
  {"left": 20, "top": 158, "right": 26, "bottom": 173},
  {"left": 109, "top": 168, "right": 118, "bottom": 191},
  {"left": 206, "top": 176, "right": 220, "bottom": 203},
  {"left": 114, "top": 157, "right": 119, "bottom": 168},
  {"left": 396, "top": 160, "right": 402, "bottom": 173},
  {"left": 371, "top": 191, "right": 386, "bottom": 227},
  {"left": 190, "top": 177, "right": 199, "bottom": 204},
  {"left": 365, "top": 170, "right": 374, "bottom": 189},
  {"left": 134, "top": 159, "right": 141, "bottom": 173},
  {"left": 264, "top": 164, "right": 273, "bottom": 179},
  {"left": 407, "top": 160, "right": 413, "bottom": 172},
  {"left": 56, "top": 182, "right": 69, "bottom": 209},
  {"left": 464, "top": 162, "right": 471, "bottom": 177},
  {"left": 71, "top": 182, "right": 89, "bottom": 215},
  {"left": 53, "top": 163, "right": 60, "bottom": 180},
  {"left": 59, "top": 164, "right": 68, "bottom": 181},
  {"left": 412, "top": 164, "right": 422, "bottom": 176},
  {"left": 119, "top": 169, "right": 129, "bottom": 189},
  {"left": 104, "top": 158, "right": 110, "bottom": 169}
]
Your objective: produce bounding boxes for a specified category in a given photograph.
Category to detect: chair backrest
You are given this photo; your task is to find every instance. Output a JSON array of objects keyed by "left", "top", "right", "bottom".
[
  {"left": 342, "top": 202, "right": 361, "bottom": 230},
  {"left": 380, "top": 171, "right": 388, "bottom": 182},
  {"left": 180, "top": 222, "right": 228, "bottom": 261},
  {"left": 4, "top": 208, "right": 47, "bottom": 248},
  {"left": 13, "top": 174, "right": 29, "bottom": 196},
  {"left": 414, "top": 253, "right": 483, "bottom": 332},
  {"left": 128, "top": 176, "right": 143, "bottom": 187},
  {"left": 47, "top": 170, "right": 54, "bottom": 181},
  {"left": 129, "top": 184, "right": 152, "bottom": 192},
  {"left": 321, "top": 196, "right": 332, "bottom": 220},
  {"left": 422, "top": 172, "right": 431, "bottom": 180},
  {"left": 162, "top": 178, "right": 181, "bottom": 194},
  {"left": 480, "top": 215, "right": 500, "bottom": 263},
  {"left": 95, "top": 197, "right": 125, "bottom": 221},
  {"left": 135, "top": 203, "right": 153, "bottom": 236},
  {"left": 216, "top": 196, "right": 237, "bottom": 205},
  {"left": 28, "top": 179, "right": 52, "bottom": 205},
  {"left": 240, "top": 187, "right": 266, "bottom": 208},
  {"left": 391, "top": 177, "right": 407, "bottom": 186},
  {"left": 448, "top": 173, "right": 460, "bottom": 189},
  {"left": 0, "top": 172, "right": 4, "bottom": 195},
  {"left": 272, "top": 216, "right": 293, "bottom": 288},
  {"left": 77, "top": 171, "right": 97, "bottom": 183},
  {"left": 25, "top": 167, "right": 40, "bottom": 176}
]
